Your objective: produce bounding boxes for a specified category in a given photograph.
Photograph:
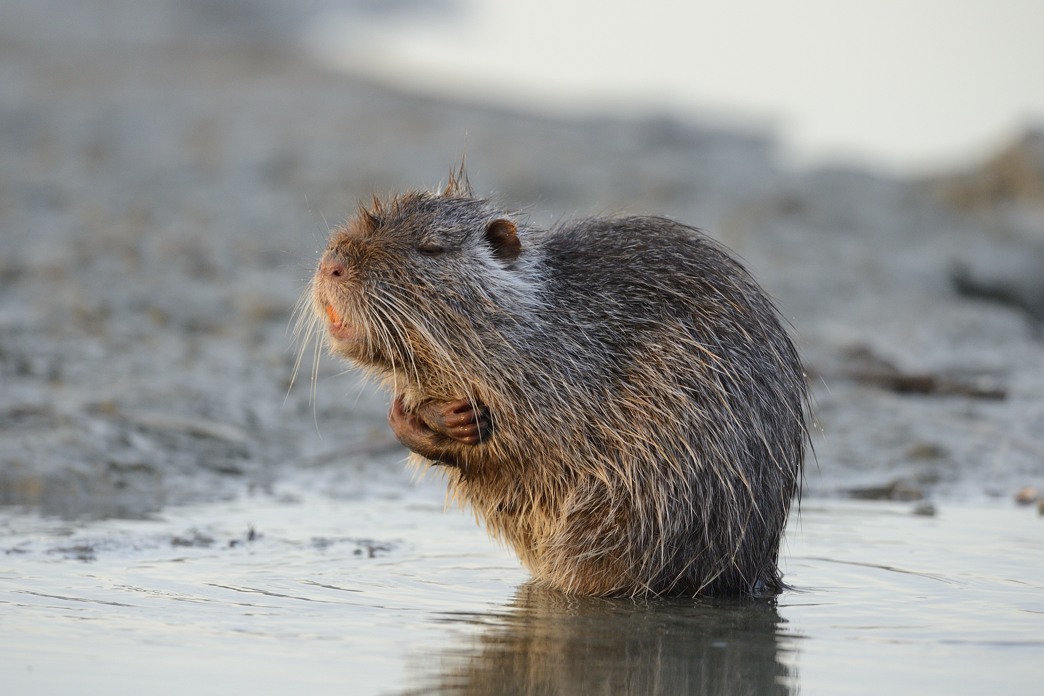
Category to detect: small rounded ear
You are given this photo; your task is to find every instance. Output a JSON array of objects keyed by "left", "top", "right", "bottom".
[{"left": 484, "top": 219, "right": 521, "bottom": 263}]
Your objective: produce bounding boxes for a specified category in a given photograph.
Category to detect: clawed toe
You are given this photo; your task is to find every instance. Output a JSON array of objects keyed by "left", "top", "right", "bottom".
[{"left": 418, "top": 397, "right": 493, "bottom": 444}]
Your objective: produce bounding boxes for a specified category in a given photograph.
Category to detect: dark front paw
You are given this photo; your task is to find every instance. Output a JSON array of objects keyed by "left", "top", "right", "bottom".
[
  {"left": 416, "top": 398, "right": 493, "bottom": 445},
  {"left": 388, "top": 396, "right": 493, "bottom": 464}
]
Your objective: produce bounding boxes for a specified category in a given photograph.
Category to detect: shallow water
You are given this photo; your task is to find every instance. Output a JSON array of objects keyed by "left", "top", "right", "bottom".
[{"left": 3, "top": 483, "right": 1041, "bottom": 695}]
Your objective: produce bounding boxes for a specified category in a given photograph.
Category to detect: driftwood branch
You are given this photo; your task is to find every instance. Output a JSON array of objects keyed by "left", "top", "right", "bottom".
[
  {"left": 842, "top": 371, "right": 1007, "bottom": 399},
  {"left": 812, "top": 344, "right": 1009, "bottom": 400}
]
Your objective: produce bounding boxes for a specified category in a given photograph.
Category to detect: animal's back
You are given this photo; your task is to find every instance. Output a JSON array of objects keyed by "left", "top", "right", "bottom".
[{"left": 476, "top": 216, "right": 807, "bottom": 596}]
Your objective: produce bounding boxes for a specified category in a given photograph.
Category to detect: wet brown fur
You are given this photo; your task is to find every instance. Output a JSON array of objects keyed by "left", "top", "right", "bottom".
[{"left": 297, "top": 170, "right": 810, "bottom": 598}]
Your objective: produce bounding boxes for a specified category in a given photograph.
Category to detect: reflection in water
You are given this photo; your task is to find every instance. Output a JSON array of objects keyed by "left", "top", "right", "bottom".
[{"left": 404, "top": 583, "right": 797, "bottom": 695}]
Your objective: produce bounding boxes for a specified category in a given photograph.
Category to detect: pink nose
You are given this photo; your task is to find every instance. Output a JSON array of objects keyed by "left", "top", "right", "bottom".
[{"left": 319, "top": 256, "right": 347, "bottom": 279}]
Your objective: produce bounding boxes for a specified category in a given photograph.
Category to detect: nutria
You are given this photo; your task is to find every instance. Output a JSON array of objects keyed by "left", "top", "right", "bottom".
[{"left": 299, "top": 171, "right": 810, "bottom": 598}]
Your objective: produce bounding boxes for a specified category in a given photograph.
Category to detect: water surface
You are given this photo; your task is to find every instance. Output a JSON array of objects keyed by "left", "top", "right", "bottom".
[{"left": 3, "top": 488, "right": 1041, "bottom": 695}]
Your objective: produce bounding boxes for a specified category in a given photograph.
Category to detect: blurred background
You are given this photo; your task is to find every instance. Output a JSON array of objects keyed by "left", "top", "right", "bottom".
[
  {"left": 3, "top": 2, "right": 1044, "bottom": 693},
  {"left": 2, "top": 0, "right": 1042, "bottom": 513},
  {"left": 308, "top": 0, "right": 1044, "bottom": 175}
]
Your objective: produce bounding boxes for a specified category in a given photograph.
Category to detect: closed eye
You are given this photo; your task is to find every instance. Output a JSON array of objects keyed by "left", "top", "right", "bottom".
[{"left": 417, "top": 243, "right": 445, "bottom": 256}]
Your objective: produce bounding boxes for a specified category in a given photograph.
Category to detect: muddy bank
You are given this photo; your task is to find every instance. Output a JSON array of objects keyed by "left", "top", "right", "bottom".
[{"left": 1, "top": 0, "right": 1042, "bottom": 519}]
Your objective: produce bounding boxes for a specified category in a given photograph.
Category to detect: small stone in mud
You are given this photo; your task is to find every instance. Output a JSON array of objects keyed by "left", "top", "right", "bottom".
[
  {"left": 1014, "top": 486, "right": 1039, "bottom": 505},
  {"left": 171, "top": 530, "right": 215, "bottom": 548},
  {"left": 49, "top": 544, "right": 97, "bottom": 562},
  {"left": 847, "top": 479, "right": 925, "bottom": 501},
  {"left": 353, "top": 539, "right": 394, "bottom": 559},
  {"left": 906, "top": 442, "right": 948, "bottom": 461},
  {"left": 912, "top": 502, "right": 937, "bottom": 517},
  {"left": 310, "top": 537, "right": 397, "bottom": 557},
  {"left": 228, "top": 526, "right": 260, "bottom": 547}
]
